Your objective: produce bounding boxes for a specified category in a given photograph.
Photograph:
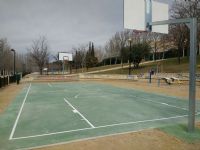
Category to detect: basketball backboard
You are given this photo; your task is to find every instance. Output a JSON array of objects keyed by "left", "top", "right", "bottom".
[
  {"left": 152, "top": 1, "right": 169, "bottom": 33},
  {"left": 124, "top": 0, "right": 169, "bottom": 34},
  {"left": 124, "top": 0, "right": 145, "bottom": 31},
  {"left": 58, "top": 52, "right": 73, "bottom": 61}
]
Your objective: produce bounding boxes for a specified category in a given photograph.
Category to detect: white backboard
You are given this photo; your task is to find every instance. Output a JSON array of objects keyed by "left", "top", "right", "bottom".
[
  {"left": 152, "top": 1, "right": 169, "bottom": 34},
  {"left": 58, "top": 52, "right": 73, "bottom": 61},
  {"left": 124, "top": 0, "right": 145, "bottom": 31},
  {"left": 124, "top": 0, "right": 169, "bottom": 34}
]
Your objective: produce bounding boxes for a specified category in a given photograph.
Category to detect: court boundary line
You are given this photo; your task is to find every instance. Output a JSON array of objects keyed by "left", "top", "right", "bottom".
[
  {"left": 11, "top": 113, "right": 200, "bottom": 141},
  {"left": 72, "top": 94, "right": 188, "bottom": 111},
  {"left": 112, "top": 84, "right": 189, "bottom": 101},
  {"left": 16, "top": 128, "right": 155, "bottom": 150},
  {"left": 9, "top": 83, "right": 32, "bottom": 140},
  {"left": 129, "top": 95, "right": 188, "bottom": 111},
  {"left": 64, "top": 98, "right": 95, "bottom": 128}
]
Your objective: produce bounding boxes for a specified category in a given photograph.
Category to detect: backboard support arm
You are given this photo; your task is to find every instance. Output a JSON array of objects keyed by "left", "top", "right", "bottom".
[{"left": 149, "top": 18, "right": 198, "bottom": 132}]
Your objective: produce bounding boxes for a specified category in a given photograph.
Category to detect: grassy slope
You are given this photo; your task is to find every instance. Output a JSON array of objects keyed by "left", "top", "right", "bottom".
[
  {"left": 94, "top": 56, "right": 200, "bottom": 74},
  {"left": 73, "top": 63, "right": 126, "bottom": 73},
  {"left": 160, "top": 124, "right": 200, "bottom": 143}
]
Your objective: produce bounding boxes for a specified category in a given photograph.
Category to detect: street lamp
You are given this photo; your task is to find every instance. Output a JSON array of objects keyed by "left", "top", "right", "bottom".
[
  {"left": 75, "top": 50, "right": 78, "bottom": 73},
  {"left": 11, "top": 49, "right": 16, "bottom": 75},
  {"left": 128, "top": 38, "right": 132, "bottom": 75}
]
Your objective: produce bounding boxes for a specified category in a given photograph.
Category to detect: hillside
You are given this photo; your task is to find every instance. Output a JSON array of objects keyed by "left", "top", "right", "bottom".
[{"left": 92, "top": 56, "right": 200, "bottom": 74}]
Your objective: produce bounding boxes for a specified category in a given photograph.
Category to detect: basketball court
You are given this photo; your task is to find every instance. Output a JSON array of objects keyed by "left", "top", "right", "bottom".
[
  {"left": 0, "top": 0, "right": 199, "bottom": 149},
  {"left": 0, "top": 82, "right": 200, "bottom": 149}
]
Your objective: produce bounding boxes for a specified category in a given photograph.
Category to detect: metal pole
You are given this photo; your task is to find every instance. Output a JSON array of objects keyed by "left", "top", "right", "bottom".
[
  {"left": 145, "top": 0, "right": 152, "bottom": 31},
  {"left": 11, "top": 49, "right": 16, "bottom": 75},
  {"left": 188, "top": 18, "right": 197, "bottom": 132},
  {"left": 14, "top": 51, "right": 16, "bottom": 75},
  {"left": 129, "top": 41, "right": 131, "bottom": 75},
  {"left": 63, "top": 56, "right": 64, "bottom": 74},
  {"left": 76, "top": 51, "right": 78, "bottom": 73},
  {"left": 150, "top": 17, "right": 198, "bottom": 132}
]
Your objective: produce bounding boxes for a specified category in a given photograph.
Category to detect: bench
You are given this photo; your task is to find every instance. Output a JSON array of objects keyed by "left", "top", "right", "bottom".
[{"left": 160, "top": 77, "right": 172, "bottom": 85}]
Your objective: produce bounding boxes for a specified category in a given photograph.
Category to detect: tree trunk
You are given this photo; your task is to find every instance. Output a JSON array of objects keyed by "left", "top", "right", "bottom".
[
  {"left": 115, "top": 57, "right": 117, "bottom": 64},
  {"left": 154, "top": 42, "right": 157, "bottom": 61},
  {"left": 177, "top": 46, "right": 181, "bottom": 64},
  {"left": 154, "top": 51, "right": 157, "bottom": 61},
  {"left": 121, "top": 57, "right": 123, "bottom": 68},
  {"left": 39, "top": 68, "right": 43, "bottom": 75},
  {"left": 162, "top": 51, "right": 165, "bottom": 59}
]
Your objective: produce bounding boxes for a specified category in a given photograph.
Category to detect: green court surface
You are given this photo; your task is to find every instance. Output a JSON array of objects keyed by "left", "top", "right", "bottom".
[{"left": 0, "top": 82, "right": 200, "bottom": 150}]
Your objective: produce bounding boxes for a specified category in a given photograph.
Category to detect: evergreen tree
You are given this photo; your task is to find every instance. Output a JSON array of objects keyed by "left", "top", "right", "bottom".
[
  {"left": 91, "top": 42, "right": 95, "bottom": 57},
  {"left": 85, "top": 42, "right": 98, "bottom": 70}
]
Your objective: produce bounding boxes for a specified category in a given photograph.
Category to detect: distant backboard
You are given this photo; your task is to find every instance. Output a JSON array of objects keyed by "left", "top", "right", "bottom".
[
  {"left": 58, "top": 52, "right": 73, "bottom": 61},
  {"left": 124, "top": 0, "right": 169, "bottom": 34}
]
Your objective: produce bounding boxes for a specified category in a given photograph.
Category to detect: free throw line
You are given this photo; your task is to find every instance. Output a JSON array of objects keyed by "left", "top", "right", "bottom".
[
  {"left": 64, "top": 98, "right": 95, "bottom": 128},
  {"left": 9, "top": 83, "right": 32, "bottom": 140}
]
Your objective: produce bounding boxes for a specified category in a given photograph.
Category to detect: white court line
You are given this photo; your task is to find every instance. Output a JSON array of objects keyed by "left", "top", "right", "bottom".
[
  {"left": 48, "top": 83, "right": 52, "bottom": 87},
  {"left": 64, "top": 98, "right": 95, "bottom": 128},
  {"left": 15, "top": 128, "right": 155, "bottom": 150},
  {"left": 9, "top": 83, "right": 32, "bottom": 140},
  {"left": 11, "top": 113, "right": 200, "bottom": 141},
  {"left": 161, "top": 103, "right": 187, "bottom": 111},
  {"left": 74, "top": 93, "right": 80, "bottom": 99},
  {"left": 12, "top": 127, "right": 92, "bottom": 140},
  {"left": 129, "top": 95, "right": 187, "bottom": 111}
]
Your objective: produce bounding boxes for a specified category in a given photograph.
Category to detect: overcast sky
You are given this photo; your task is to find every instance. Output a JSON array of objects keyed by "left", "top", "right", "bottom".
[{"left": 0, "top": 0, "right": 173, "bottom": 55}]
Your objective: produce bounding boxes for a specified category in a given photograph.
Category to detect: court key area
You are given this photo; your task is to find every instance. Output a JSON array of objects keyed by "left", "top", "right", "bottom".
[{"left": 0, "top": 82, "right": 200, "bottom": 150}]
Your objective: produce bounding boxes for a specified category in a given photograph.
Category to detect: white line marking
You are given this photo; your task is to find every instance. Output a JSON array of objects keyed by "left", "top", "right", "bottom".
[
  {"left": 15, "top": 128, "right": 154, "bottom": 150},
  {"left": 161, "top": 103, "right": 187, "bottom": 111},
  {"left": 73, "top": 110, "right": 78, "bottom": 113},
  {"left": 9, "top": 83, "right": 32, "bottom": 140},
  {"left": 130, "top": 95, "right": 187, "bottom": 111},
  {"left": 12, "top": 113, "right": 200, "bottom": 141},
  {"left": 74, "top": 93, "right": 80, "bottom": 99},
  {"left": 64, "top": 98, "right": 95, "bottom": 128},
  {"left": 48, "top": 83, "right": 52, "bottom": 87},
  {"left": 12, "top": 127, "right": 92, "bottom": 140},
  {"left": 95, "top": 114, "right": 188, "bottom": 129}
]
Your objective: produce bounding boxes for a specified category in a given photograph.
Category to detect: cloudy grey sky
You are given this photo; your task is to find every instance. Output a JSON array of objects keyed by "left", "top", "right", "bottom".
[
  {"left": 0, "top": 0, "right": 173, "bottom": 54},
  {"left": 0, "top": 0, "right": 123, "bottom": 54}
]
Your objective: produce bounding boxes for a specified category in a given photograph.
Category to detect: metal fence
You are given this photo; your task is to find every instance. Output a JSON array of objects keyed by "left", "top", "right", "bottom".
[{"left": 0, "top": 75, "right": 16, "bottom": 88}]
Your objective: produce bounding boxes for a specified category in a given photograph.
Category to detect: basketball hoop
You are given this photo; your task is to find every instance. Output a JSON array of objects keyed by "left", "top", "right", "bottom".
[
  {"left": 62, "top": 56, "right": 69, "bottom": 74},
  {"left": 63, "top": 56, "right": 69, "bottom": 61},
  {"left": 58, "top": 52, "right": 73, "bottom": 74}
]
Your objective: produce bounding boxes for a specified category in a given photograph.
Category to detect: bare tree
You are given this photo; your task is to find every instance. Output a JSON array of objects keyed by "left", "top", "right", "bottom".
[
  {"left": 95, "top": 46, "right": 105, "bottom": 62},
  {"left": 28, "top": 36, "right": 49, "bottom": 75},
  {"left": 104, "top": 42, "right": 111, "bottom": 65},
  {"left": 0, "top": 38, "right": 13, "bottom": 75},
  {"left": 147, "top": 32, "right": 163, "bottom": 61},
  {"left": 159, "top": 34, "right": 175, "bottom": 59},
  {"left": 73, "top": 44, "right": 88, "bottom": 72},
  {"left": 115, "top": 30, "right": 130, "bottom": 66},
  {"left": 170, "top": 0, "right": 200, "bottom": 63},
  {"left": 104, "top": 30, "right": 131, "bottom": 66}
]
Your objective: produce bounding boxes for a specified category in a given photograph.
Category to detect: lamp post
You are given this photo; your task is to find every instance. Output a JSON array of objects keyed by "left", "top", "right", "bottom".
[
  {"left": 75, "top": 50, "right": 78, "bottom": 73},
  {"left": 11, "top": 49, "right": 16, "bottom": 75},
  {"left": 128, "top": 38, "right": 132, "bottom": 75}
]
